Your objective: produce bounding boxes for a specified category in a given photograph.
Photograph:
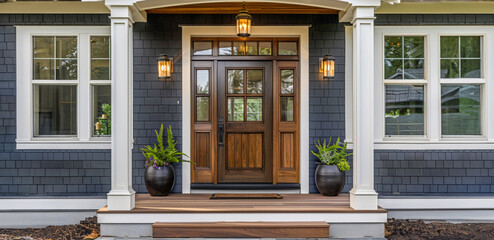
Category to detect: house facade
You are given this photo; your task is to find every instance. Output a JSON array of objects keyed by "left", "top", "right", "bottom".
[{"left": 1, "top": 0, "right": 494, "bottom": 238}]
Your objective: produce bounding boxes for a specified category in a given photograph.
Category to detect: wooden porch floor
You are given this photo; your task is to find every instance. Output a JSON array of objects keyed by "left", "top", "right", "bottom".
[{"left": 97, "top": 193, "right": 386, "bottom": 213}]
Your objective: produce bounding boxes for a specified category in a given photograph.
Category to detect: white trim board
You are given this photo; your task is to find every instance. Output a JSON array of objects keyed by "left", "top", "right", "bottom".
[
  {"left": 0, "top": 198, "right": 106, "bottom": 210},
  {"left": 181, "top": 26, "right": 310, "bottom": 194}
]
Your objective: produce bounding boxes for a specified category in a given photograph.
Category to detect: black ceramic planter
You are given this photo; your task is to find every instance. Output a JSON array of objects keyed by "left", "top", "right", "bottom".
[
  {"left": 315, "top": 165, "right": 345, "bottom": 196},
  {"left": 145, "top": 164, "right": 175, "bottom": 196}
]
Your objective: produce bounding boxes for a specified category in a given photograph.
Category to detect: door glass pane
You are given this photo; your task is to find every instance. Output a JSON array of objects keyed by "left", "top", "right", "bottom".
[
  {"left": 93, "top": 85, "right": 111, "bottom": 136},
  {"left": 281, "top": 69, "right": 294, "bottom": 94},
  {"left": 193, "top": 41, "right": 212, "bottom": 55},
  {"left": 247, "top": 98, "right": 263, "bottom": 121},
  {"left": 219, "top": 41, "right": 232, "bottom": 55},
  {"left": 385, "top": 85, "right": 425, "bottom": 136},
  {"left": 34, "top": 85, "right": 77, "bottom": 136},
  {"left": 228, "top": 69, "right": 244, "bottom": 94},
  {"left": 247, "top": 69, "right": 262, "bottom": 94},
  {"left": 233, "top": 41, "right": 245, "bottom": 55},
  {"left": 278, "top": 42, "right": 297, "bottom": 55},
  {"left": 246, "top": 42, "right": 257, "bottom": 55},
  {"left": 281, "top": 97, "right": 294, "bottom": 122},
  {"left": 259, "top": 42, "right": 272, "bottom": 55},
  {"left": 441, "top": 84, "right": 481, "bottom": 135},
  {"left": 228, "top": 97, "right": 244, "bottom": 121},
  {"left": 196, "top": 97, "right": 210, "bottom": 122},
  {"left": 91, "top": 36, "right": 110, "bottom": 80},
  {"left": 196, "top": 69, "right": 209, "bottom": 94}
]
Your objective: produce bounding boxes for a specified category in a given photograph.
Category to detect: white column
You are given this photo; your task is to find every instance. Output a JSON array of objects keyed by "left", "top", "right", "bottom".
[
  {"left": 350, "top": 6, "right": 378, "bottom": 210},
  {"left": 107, "top": 5, "right": 135, "bottom": 211}
]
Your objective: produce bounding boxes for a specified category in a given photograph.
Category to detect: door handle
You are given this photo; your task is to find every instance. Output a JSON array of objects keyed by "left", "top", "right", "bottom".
[{"left": 218, "top": 124, "right": 224, "bottom": 147}]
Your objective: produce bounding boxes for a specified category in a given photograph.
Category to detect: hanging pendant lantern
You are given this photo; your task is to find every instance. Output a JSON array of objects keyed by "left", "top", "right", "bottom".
[
  {"left": 157, "top": 54, "right": 173, "bottom": 80},
  {"left": 320, "top": 55, "right": 335, "bottom": 79},
  {"left": 235, "top": 2, "right": 252, "bottom": 37}
]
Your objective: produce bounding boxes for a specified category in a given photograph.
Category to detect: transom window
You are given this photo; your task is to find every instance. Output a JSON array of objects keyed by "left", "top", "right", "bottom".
[
  {"left": 16, "top": 26, "right": 111, "bottom": 149},
  {"left": 191, "top": 38, "right": 299, "bottom": 57}
]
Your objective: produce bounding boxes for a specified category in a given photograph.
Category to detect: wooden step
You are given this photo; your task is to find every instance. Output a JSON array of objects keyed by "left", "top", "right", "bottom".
[{"left": 153, "top": 221, "right": 329, "bottom": 238}]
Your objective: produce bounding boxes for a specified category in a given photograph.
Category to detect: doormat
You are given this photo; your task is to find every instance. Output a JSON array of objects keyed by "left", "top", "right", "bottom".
[{"left": 210, "top": 193, "right": 283, "bottom": 199}]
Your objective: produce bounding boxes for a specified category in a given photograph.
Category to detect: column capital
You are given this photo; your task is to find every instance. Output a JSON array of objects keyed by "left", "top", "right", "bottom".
[
  {"left": 105, "top": 0, "right": 147, "bottom": 22},
  {"left": 351, "top": 6, "right": 376, "bottom": 24}
]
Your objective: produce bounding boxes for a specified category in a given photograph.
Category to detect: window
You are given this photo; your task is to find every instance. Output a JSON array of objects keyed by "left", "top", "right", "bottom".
[
  {"left": 383, "top": 35, "right": 426, "bottom": 137},
  {"left": 370, "top": 26, "right": 494, "bottom": 149},
  {"left": 226, "top": 69, "right": 263, "bottom": 122},
  {"left": 17, "top": 26, "right": 111, "bottom": 149}
]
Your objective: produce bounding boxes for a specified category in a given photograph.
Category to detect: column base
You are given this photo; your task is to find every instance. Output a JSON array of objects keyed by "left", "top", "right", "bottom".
[
  {"left": 350, "top": 188, "right": 378, "bottom": 210},
  {"left": 107, "top": 189, "right": 136, "bottom": 211}
]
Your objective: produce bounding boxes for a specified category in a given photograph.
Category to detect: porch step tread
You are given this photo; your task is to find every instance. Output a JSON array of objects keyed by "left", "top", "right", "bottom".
[{"left": 152, "top": 221, "right": 329, "bottom": 238}]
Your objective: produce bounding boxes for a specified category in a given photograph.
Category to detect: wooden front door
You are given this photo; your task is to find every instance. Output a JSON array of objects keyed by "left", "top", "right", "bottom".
[{"left": 217, "top": 61, "right": 273, "bottom": 183}]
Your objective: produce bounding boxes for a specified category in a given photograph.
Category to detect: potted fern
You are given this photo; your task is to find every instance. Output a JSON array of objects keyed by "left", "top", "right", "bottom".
[
  {"left": 141, "top": 124, "right": 192, "bottom": 196},
  {"left": 311, "top": 137, "right": 351, "bottom": 196}
]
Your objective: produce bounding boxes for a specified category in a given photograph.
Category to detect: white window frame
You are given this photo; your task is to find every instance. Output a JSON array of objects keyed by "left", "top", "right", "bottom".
[
  {"left": 345, "top": 26, "right": 494, "bottom": 150},
  {"left": 16, "top": 26, "right": 111, "bottom": 149}
]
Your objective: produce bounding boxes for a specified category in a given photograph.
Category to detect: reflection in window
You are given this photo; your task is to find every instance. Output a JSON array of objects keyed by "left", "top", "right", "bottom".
[
  {"left": 385, "top": 85, "right": 424, "bottom": 136},
  {"left": 259, "top": 42, "right": 272, "bottom": 55},
  {"left": 440, "top": 36, "right": 482, "bottom": 78},
  {"left": 247, "top": 98, "right": 263, "bottom": 121},
  {"left": 246, "top": 42, "right": 257, "bottom": 55},
  {"left": 196, "top": 69, "right": 210, "bottom": 94},
  {"left": 34, "top": 85, "right": 77, "bottom": 136},
  {"left": 219, "top": 41, "right": 232, "bottom": 55},
  {"left": 281, "top": 69, "right": 294, "bottom": 94},
  {"left": 281, "top": 97, "right": 294, "bottom": 122},
  {"left": 193, "top": 41, "right": 212, "bottom": 55},
  {"left": 93, "top": 85, "right": 111, "bottom": 136},
  {"left": 228, "top": 97, "right": 244, "bottom": 121},
  {"left": 278, "top": 42, "right": 297, "bottom": 56},
  {"left": 33, "top": 36, "right": 78, "bottom": 80},
  {"left": 233, "top": 41, "right": 246, "bottom": 55},
  {"left": 228, "top": 69, "right": 244, "bottom": 94},
  {"left": 247, "top": 69, "right": 262, "bottom": 94},
  {"left": 384, "top": 36, "right": 425, "bottom": 80},
  {"left": 91, "top": 36, "right": 110, "bottom": 80},
  {"left": 441, "top": 84, "right": 481, "bottom": 135},
  {"left": 196, "top": 97, "right": 210, "bottom": 122}
]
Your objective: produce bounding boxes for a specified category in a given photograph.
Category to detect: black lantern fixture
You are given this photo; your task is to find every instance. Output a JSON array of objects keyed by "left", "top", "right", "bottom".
[
  {"left": 157, "top": 54, "right": 173, "bottom": 80},
  {"left": 235, "top": 2, "right": 252, "bottom": 37},
  {"left": 320, "top": 55, "right": 335, "bottom": 79}
]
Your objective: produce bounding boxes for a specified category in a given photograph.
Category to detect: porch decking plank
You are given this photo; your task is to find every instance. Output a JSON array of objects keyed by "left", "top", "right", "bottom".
[{"left": 97, "top": 194, "right": 387, "bottom": 213}]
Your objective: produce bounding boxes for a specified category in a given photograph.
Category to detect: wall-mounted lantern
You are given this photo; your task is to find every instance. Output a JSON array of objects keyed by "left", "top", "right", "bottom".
[
  {"left": 157, "top": 54, "right": 173, "bottom": 80},
  {"left": 235, "top": 2, "right": 252, "bottom": 37},
  {"left": 320, "top": 55, "right": 335, "bottom": 79}
]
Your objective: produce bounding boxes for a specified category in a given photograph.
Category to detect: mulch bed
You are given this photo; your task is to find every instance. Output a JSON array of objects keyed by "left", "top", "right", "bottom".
[
  {"left": 386, "top": 218, "right": 494, "bottom": 240},
  {"left": 0, "top": 216, "right": 99, "bottom": 240}
]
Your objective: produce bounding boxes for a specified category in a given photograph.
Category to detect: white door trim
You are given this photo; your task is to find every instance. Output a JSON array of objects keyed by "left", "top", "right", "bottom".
[{"left": 181, "top": 25, "right": 310, "bottom": 193}]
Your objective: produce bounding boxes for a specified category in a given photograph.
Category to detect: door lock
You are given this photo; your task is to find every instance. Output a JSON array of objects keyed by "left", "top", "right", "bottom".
[{"left": 218, "top": 124, "right": 224, "bottom": 147}]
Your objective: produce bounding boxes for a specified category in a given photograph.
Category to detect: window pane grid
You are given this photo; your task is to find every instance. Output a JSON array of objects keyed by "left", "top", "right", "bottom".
[
  {"left": 440, "top": 36, "right": 482, "bottom": 79},
  {"left": 384, "top": 36, "right": 425, "bottom": 80},
  {"left": 33, "top": 36, "right": 78, "bottom": 81}
]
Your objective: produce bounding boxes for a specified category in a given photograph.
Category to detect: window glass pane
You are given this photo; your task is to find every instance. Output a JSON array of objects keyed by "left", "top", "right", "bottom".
[
  {"left": 34, "top": 36, "right": 54, "bottom": 58},
  {"left": 440, "top": 36, "right": 459, "bottom": 58},
  {"left": 384, "top": 59, "right": 403, "bottom": 79},
  {"left": 196, "top": 69, "right": 209, "bottom": 94},
  {"left": 281, "top": 69, "right": 294, "bottom": 94},
  {"left": 196, "top": 97, "right": 210, "bottom": 122},
  {"left": 193, "top": 41, "right": 212, "bottom": 55},
  {"left": 56, "top": 59, "right": 77, "bottom": 80},
  {"left": 246, "top": 42, "right": 257, "bottom": 55},
  {"left": 228, "top": 69, "right": 244, "bottom": 94},
  {"left": 259, "top": 42, "right": 272, "bottom": 55},
  {"left": 247, "top": 69, "right": 262, "bottom": 94},
  {"left": 247, "top": 98, "right": 263, "bottom": 121},
  {"left": 384, "top": 36, "right": 425, "bottom": 80},
  {"left": 228, "top": 97, "right": 244, "bottom": 121},
  {"left": 219, "top": 41, "right": 232, "bottom": 55},
  {"left": 461, "top": 59, "right": 481, "bottom": 78},
  {"left": 233, "top": 41, "right": 245, "bottom": 55},
  {"left": 278, "top": 42, "right": 297, "bottom": 56},
  {"left": 33, "top": 59, "right": 54, "bottom": 80},
  {"left": 440, "top": 59, "right": 459, "bottom": 78},
  {"left": 281, "top": 97, "right": 294, "bottom": 122},
  {"left": 384, "top": 36, "right": 402, "bottom": 58},
  {"left": 385, "top": 85, "right": 424, "bottom": 136},
  {"left": 56, "top": 36, "right": 77, "bottom": 59},
  {"left": 93, "top": 85, "right": 111, "bottom": 136},
  {"left": 441, "top": 84, "right": 481, "bottom": 135},
  {"left": 34, "top": 85, "right": 77, "bottom": 136},
  {"left": 460, "top": 36, "right": 481, "bottom": 58},
  {"left": 91, "top": 36, "right": 110, "bottom": 80}
]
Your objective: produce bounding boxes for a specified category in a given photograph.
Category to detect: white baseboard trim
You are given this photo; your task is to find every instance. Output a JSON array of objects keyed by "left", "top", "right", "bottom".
[
  {"left": 0, "top": 198, "right": 107, "bottom": 211},
  {"left": 0, "top": 211, "right": 98, "bottom": 228}
]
